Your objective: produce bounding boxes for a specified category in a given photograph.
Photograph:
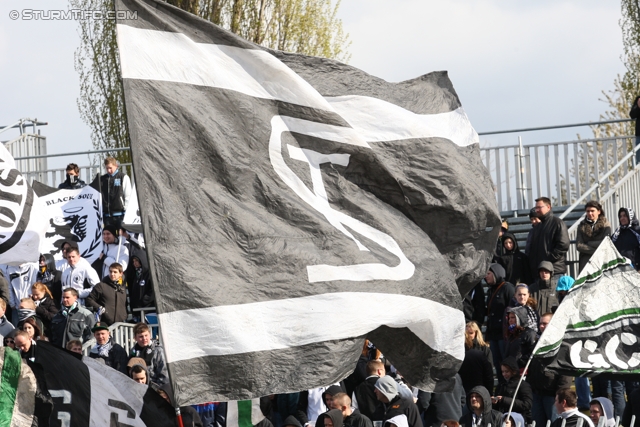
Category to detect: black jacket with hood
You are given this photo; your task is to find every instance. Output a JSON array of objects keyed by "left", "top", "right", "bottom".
[
  {"left": 344, "top": 409, "right": 373, "bottom": 427},
  {"left": 459, "top": 385, "right": 503, "bottom": 427},
  {"left": 485, "top": 264, "right": 515, "bottom": 341},
  {"left": 458, "top": 349, "right": 494, "bottom": 395},
  {"left": 354, "top": 376, "right": 385, "bottom": 422},
  {"left": 504, "top": 306, "right": 537, "bottom": 368},
  {"left": 126, "top": 248, "right": 155, "bottom": 311},
  {"left": 463, "top": 283, "right": 485, "bottom": 327},
  {"left": 528, "top": 261, "right": 559, "bottom": 316},
  {"left": 317, "top": 410, "right": 344, "bottom": 427},
  {"left": 493, "top": 358, "right": 533, "bottom": 423},
  {"left": 497, "top": 232, "right": 532, "bottom": 285},
  {"left": 37, "top": 253, "right": 62, "bottom": 307},
  {"left": 528, "top": 209, "right": 570, "bottom": 276},
  {"left": 383, "top": 394, "right": 423, "bottom": 427},
  {"left": 612, "top": 207, "right": 640, "bottom": 268},
  {"left": 419, "top": 374, "right": 465, "bottom": 427}
]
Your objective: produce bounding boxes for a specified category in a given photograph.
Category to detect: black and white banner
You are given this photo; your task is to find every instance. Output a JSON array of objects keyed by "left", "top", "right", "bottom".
[
  {"left": 115, "top": 0, "right": 500, "bottom": 405},
  {"left": 122, "top": 185, "right": 143, "bottom": 234},
  {"left": 534, "top": 237, "right": 640, "bottom": 376},
  {"left": 0, "top": 143, "right": 47, "bottom": 266},
  {"left": 33, "top": 181, "right": 104, "bottom": 264},
  {"left": 32, "top": 341, "right": 174, "bottom": 427}
]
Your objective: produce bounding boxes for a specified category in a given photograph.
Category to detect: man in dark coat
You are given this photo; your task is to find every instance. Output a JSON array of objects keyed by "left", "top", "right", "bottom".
[
  {"left": 126, "top": 249, "right": 155, "bottom": 320},
  {"left": 484, "top": 263, "right": 515, "bottom": 384},
  {"left": 551, "top": 388, "right": 594, "bottom": 427},
  {"left": 529, "top": 261, "right": 560, "bottom": 316},
  {"left": 497, "top": 232, "right": 532, "bottom": 285},
  {"left": 353, "top": 360, "right": 386, "bottom": 422},
  {"left": 85, "top": 263, "right": 127, "bottom": 325},
  {"left": 374, "top": 376, "right": 423, "bottom": 427},
  {"left": 458, "top": 349, "right": 494, "bottom": 395},
  {"left": 58, "top": 163, "right": 86, "bottom": 189},
  {"left": 334, "top": 392, "right": 373, "bottom": 427},
  {"left": 317, "top": 409, "right": 344, "bottom": 427},
  {"left": 576, "top": 201, "right": 611, "bottom": 274},
  {"left": 459, "top": 386, "right": 503, "bottom": 427},
  {"left": 88, "top": 322, "right": 129, "bottom": 374},
  {"left": 463, "top": 282, "right": 485, "bottom": 326},
  {"left": 528, "top": 197, "right": 570, "bottom": 278},
  {"left": 492, "top": 357, "right": 533, "bottom": 424},
  {"left": 612, "top": 207, "right": 640, "bottom": 270}
]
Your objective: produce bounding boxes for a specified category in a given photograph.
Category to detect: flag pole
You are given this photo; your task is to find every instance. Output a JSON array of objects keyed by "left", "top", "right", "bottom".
[
  {"left": 505, "top": 353, "right": 535, "bottom": 425},
  {"left": 176, "top": 407, "right": 184, "bottom": 427}
]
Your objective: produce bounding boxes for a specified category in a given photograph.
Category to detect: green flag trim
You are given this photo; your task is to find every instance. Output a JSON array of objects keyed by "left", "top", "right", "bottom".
[
  {"left": 0, "top": 349, "right": 21, "bottom": 427},
  {"left": 238, "top": 400, "right": 253, "bottom": 427}
]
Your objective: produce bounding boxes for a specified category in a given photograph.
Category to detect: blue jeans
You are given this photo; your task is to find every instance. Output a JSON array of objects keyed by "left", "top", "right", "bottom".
[
  {"left": 532, "top": 392, "right": 559, "bottom": 427},
  {"left": 575, "top": 377, "right": 592, "bottom": 410}
]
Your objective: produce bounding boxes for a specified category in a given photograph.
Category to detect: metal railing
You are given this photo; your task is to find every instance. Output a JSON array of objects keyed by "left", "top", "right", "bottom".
[{"left": 482, "top": 135, "right": 637, "bottom": 212}]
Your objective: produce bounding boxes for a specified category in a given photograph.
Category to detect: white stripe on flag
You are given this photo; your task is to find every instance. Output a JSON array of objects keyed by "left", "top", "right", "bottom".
[
  {"left": 226, "top": 399, "right": 265, "bottom": 427},
  {"left": 159, "top": 292, "right": 465, "bottom": 363},
  {"left": 116, "top": 25, "right": 332, "bottom": 112},
  {"left": 326, "top": 96, "right": 479, "bottom": 147},
  {"left": 116, "top": 26, "right": 479, "bottom": 148}
]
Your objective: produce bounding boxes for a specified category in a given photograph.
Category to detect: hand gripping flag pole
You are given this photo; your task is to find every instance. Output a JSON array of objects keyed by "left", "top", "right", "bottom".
[{"left": 505, "top": 353, "right": 535, "bottom": 427}]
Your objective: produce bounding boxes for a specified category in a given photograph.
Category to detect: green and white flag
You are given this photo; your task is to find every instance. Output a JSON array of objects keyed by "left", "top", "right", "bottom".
[
  {"left": 533, "top": 237, "right": 640, "bottom": 375},
  {"left": 226, "top": 399, "right": 265, "bottom": 427},
  {"left": 0, "top": 347, "right": 38, "bottom": 427}
]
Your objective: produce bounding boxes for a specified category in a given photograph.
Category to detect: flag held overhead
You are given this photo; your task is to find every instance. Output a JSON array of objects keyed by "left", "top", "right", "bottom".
[{"left": 115, "top": 0, "right": 500, "bottom": 405}]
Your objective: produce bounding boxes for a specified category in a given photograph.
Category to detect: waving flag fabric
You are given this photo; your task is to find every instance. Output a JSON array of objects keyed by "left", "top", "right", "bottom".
[
  {"left": 115, "top": 0, "right": 500, "bottom": 405},
  {"left": 534, "top": 237, "right": 640, "bottom": 376}
]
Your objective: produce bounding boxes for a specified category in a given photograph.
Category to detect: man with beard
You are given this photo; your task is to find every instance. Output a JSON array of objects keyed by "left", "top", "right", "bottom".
[{"left": 88, "top": 322, "right": 128, "bottom": 374}]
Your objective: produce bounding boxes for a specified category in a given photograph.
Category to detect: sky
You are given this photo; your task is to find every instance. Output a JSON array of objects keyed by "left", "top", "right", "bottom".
[{"left": 0, "top": 0, "right": 627, "bottom": 170}]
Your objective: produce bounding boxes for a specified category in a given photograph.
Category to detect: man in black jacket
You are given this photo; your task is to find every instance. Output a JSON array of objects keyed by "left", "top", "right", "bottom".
[
  {"left": 334, "top": 393, "right": 373, "bottom": 427},
  {"left": 459, "top": 386, "right": 502, "bottom": 427},
  {"left": 353, "top": 360, "right": 386, "bottom": 422},
  {"left": 88, "top": 322, "right": 129, "bottom": 374},
  {"left": 630, "top": 96, "right": 640, "bottom": 164},
  {"left": 126, "top": 249, "right": 155, "bottom": 320},
  {"left": 374, "top": 376, "right": 423, "bottom": 427},
  {"left": 58, "top": 163, "right": 86, "bottom": 189},
  {"left": 528, "top": 197, "right": 570, "bottom": 279},
  {"left": 85, "top": 263, "right": 128, "bottom": 325},
  {"left": 551, "top": 388, "right": 594, "bottom": 427},
  {"left": 484, "top": 263, "right": 514, "bottom": 384},
  {"left": 101, "top": 157, "right": 132, "bottom": 229}
]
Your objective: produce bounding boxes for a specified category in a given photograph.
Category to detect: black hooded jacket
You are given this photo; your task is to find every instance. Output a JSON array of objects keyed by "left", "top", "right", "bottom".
[
  {"left": 612, "top": 207, "right": 640, "bottom": 268},
  {"left": 58, "top": 175, "right": 86, "bottom": 189},
  {"left": 459, "top": 386, "right": 503, "bottom": 427},
  {"left": 497, "top": 232, "right": 532, "bottom": 285},
  {"left": 504, "top": 306, "right": 537, "bottom": 368},
  {"left": 485, "top": 264, "right": 515, "bottom": 341},
  {"left": 494, "top": 372, "right": 533, "bottom": 424},
  {"left": 527, "top": 209, "right": 570, "bottom": 276},
  {"left": 37, "top": 253, "right": 62, "bottom": 307},
  {"left": 85, "top": 276, "right": 128, "bottom": 325},
  {"left": 126, "top": 248, "right": 155, "bottom": 311},
  {"left": 317, "top": 410, "right": 344, "bottom": 427},
  {"left": 576, "top": 215, "right": 611, "bottom": 273}
]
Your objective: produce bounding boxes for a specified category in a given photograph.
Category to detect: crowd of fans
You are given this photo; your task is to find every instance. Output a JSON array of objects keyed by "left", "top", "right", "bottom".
[{"left": 2, "top": 156, "right": 640, "bottom": 427}]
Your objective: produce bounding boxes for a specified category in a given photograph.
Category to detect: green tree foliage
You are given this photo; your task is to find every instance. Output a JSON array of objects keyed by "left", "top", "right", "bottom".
[
  {"left": 73, "top": 0, "right": 350, "bottom": 162},
  {"left": 593, "top": 0, "right": 640, "bottom": 139}
]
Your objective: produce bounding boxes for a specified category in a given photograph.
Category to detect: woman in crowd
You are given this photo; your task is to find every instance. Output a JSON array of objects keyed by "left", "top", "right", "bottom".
[
  {"left": 31, "top": 282, "right": 59, "bottom": 338},
  {"left": 464, "top": 321, "right": 492, "bottom": 361},
  {"left": 576, "top": 201, "right": 611, "bottom": 273},
  {"left": 504, "top": 306, "right": 537, "bottom": 368},
  {"left": 21, "top": 317, "right": 45, "bottom": 341},
  {"left": 492, "top": 357, "right": 533, "bottom": 424}
]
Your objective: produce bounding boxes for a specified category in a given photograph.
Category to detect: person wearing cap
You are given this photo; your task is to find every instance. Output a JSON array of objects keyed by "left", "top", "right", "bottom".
[
  {"left": 528, "top": 197, "right": 570, "bottom": 280},
  {"left": 86, "top": 263, "right": 128, "bottom": 325},
  {"left": 459, "top": 386, "right": 503, "bottom": 427},
  {"left": 576, "top": 201, "right": 612, "bottom": 274},
  {"left": 60, "top": 246, "right": 100, "bottom": 304},
  {"left": 88, "top": 321, "right": 128, "bottom": 374},
  {"left": 492, "top": 357, "right": 533, "bottom": 424},
  {"left": 50, "top": 287, "right": 95, "bottom": 348},
  {"left": 529, "top": 261, "right": 559, "bottom": 316},
  {"left": 484, "top": 263, "right": 515, "bottom": 384},
  {"left": 92, "top": 225, "right": 129, "bottom": 280},
  {"left": 374, "top": 376, "right": 423, "bottom": 427}
]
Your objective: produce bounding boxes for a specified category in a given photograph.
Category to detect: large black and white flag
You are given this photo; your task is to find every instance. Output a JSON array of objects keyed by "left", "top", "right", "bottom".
[
  {"left": 534, "top": 237, "right": 640, "bottom": 376},
  {"left": 33, "top": 180, "right": 104, "bottom": 264},
  {"left": 32, "top": 341, "right": 175, "bottom": 427},
  {"left": 115, "top": 0, "right": 500, "bottom": 405},
  {"left": 0, "top": 143, "right": 48, "bottom": 265}
]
